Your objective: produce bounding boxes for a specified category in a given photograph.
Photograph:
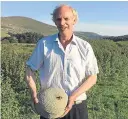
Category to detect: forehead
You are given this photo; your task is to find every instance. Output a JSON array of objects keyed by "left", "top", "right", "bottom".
[{"left": 55, "top": 6, "right": 74, "bottom": 18}]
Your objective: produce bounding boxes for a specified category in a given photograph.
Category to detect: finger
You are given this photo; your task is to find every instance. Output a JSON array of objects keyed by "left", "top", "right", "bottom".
[
  {"left": 60, "top": 110, "right": 70, "bottom": 118},
  {"left": 65, "top": 103, "right": 73, "bottom": 111},
  {"left": 65, "top": 107, "right": 71, "bottom": 112},
  {"left": 34, "top": 97, "right": 39, "bottom": 104},
  {"left": 68, "top": 104, "right": 72, "bottom": 109},
  {"left": 64, "top": 106, "right": 72, "bottom": 115}
]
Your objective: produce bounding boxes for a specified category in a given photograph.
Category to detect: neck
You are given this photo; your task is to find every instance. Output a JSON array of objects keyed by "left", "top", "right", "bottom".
[
  {"left": 58, "top": 32, "right": 73, "bottom": 50},
  {"left": 59, "top": 32, "right": 73, "bottom": 42}
]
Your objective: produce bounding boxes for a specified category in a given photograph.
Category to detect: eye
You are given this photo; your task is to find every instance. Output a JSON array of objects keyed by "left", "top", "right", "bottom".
[
  {"left": 56, "top": 18, "right": 61, "bottom": 22},
  {"left": 64, "top": 18, "right": 69, "bottom": 21}
]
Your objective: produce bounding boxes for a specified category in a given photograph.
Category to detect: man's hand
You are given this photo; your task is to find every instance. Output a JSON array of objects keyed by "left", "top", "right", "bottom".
[
  {"left": 32, "top": 92, "right": 39, "bottom": 104},
  {"left": 60, "top": 95, "right": 76, "bottom": 117}
]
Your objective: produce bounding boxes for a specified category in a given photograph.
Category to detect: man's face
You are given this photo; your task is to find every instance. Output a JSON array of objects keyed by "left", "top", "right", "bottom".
[{"left": 54, "top": 7, "right": 76, "bottom": 34}]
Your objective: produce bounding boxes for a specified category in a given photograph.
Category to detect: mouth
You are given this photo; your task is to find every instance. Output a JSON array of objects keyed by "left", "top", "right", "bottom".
[{"left": 59, "top": 27, "right": 67, "bottom": 31}]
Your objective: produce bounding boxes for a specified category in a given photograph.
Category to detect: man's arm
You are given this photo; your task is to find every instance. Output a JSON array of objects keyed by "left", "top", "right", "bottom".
[
  {"left": 61, "top": 75, "right": 97, "bottom": 117},
  {"left": 70, "top": 75, "right": 97, "bottom": 101},
  {"left": 25, "top": 66, "right": 39, "bottom": 103}
]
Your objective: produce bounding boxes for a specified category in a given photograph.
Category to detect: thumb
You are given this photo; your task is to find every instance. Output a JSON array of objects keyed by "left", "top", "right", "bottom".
[
  {"left": 33, "top": 97, "right": 39, "bottom": 104},
  {"left": 65, "top": 103, "right": 72, "bottom": 111},
  {"left": 68, "top": 103, "right": 72, "bottom": 109}
]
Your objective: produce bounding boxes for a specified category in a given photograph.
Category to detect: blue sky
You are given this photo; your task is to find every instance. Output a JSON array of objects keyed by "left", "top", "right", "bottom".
[{"left": 1, "top": 1, "right": 128, "bottom": 36}]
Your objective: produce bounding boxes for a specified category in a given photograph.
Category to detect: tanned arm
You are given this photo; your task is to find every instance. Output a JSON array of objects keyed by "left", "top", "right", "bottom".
[
  {"left": 71, "top": 75, "right": 97, "bottom": 100},
  {"left": 25, "top": 66, "right": 38, "bottom": 103},
  {"left": 61, "top": 75, "right": 97, "bottom": 117}
]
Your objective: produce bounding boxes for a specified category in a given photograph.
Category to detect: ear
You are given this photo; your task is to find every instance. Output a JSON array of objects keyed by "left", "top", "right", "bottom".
[{"left": 73, "top": 17, "right": 77, "bottom": 25}]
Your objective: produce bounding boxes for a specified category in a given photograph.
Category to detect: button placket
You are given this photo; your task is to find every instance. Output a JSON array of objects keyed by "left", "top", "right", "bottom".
[
  {"left": 63, "top": 52, "right": 67, "bottom": 82},
  {"left": 63, "top": 45, "right": 70, "bottom": 94},
  {"left": 63, "top": 44, "right": 70, "bottom": 82}
]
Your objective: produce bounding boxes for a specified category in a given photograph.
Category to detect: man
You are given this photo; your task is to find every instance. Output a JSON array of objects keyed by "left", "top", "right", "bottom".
[{"left": 25, "top": 4, "right": 99, "bottom": 119}]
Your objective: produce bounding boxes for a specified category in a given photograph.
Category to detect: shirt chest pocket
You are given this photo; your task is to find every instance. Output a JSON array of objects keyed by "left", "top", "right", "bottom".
[
  {"left": 67, "top": 57, "right": 85, "bottom": 81},
  {"left": 44, "top": 47, "right": 63, "bottom": 74}
]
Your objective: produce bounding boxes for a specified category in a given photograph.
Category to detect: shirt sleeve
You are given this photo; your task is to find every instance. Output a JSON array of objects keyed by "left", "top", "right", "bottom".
[
  {"left": 26, "top": 39, "right": 44, "bottom": 71},
  {"left": 85, "top": 43, "right": 99, "bottom": 77}
]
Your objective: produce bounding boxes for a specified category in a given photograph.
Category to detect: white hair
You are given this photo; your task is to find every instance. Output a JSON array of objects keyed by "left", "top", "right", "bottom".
[{"left": 51, "top": 4, "right": 78, "bottom": 22}]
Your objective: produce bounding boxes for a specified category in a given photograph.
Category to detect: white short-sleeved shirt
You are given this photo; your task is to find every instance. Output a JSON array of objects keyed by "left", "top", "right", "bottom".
[{"left": 26, "top": 33, "right": 99, "bottom": 101}]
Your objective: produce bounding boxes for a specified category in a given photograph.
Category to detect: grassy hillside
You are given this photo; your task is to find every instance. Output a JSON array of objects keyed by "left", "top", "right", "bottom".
[
  {"left": 1, "top": 16, "right": 103, "bottom": 40},
  {"left": 1, "top": 16, "right": 58, "bottom": 36},
  {"left": 74, "top": 31, "right": 103, "bottom": 40},
  {"left": 1, "top": 40, "right": 128, "bottom": 119},
  {"left": 1, "top": 16, "right": 128, "bottom": 41},
  {"left": 1, "top": 30, "right": 10, "bottom": 38}
]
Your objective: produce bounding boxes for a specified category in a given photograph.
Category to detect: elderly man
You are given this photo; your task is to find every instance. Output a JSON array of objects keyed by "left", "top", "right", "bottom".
[{"left": 25, "top": 4, "right": 99, "bottom": 119}]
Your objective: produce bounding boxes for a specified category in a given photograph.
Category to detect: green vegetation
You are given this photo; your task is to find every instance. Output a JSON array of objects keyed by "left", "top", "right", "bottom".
[
  {"left": 1, "top": 32, "right": 44, "bottom": 43},
  {"left": 103, "top": 35, "right": 128, "bottom": 42},
  {"left": 1, "top": 30, "right": 10, "bottom": 38},
  {"left": 87, "top": 40, "right": 128, "bottom": 119},
  {"left": 1, "top": 44, "right": 39, "bottom": 119},
  {"left": 1, "top": 40, "right": 128, "bottom": 119},
  {"left": 1, "top": 16, "right": 128, "bottom": 119}
]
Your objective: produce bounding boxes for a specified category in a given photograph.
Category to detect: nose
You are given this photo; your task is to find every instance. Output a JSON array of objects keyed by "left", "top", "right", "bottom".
[{"left": 60, "top": 19, "right": 65, "bottom": 25}]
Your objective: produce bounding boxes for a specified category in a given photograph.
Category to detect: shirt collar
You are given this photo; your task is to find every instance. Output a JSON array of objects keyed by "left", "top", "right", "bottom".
[{"left": 54, "top": 33, "right": 77, "bottom": 45}]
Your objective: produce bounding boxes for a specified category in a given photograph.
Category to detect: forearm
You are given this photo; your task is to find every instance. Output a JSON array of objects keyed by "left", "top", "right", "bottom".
[
  {"left": 25, "top": 66, "right": 37, "bottom": 96},
  {"left": 63, "top": 75, "right": 97, "bottom": 115},
  {"left": 71, "top": 75, "right": 97, "bottom": 100}
]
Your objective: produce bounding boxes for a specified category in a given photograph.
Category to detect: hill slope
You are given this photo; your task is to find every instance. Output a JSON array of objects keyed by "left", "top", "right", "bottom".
[
  {"left": 1, "top": 16, "right": 58, "bottom": 36},
  {"left": 74, "top": 31, "right": 103, "bottom": 40},
  {"left": 2, "top": 16, "right": 127, "bottom": 41},
  {"left": 1, "top": 16, "right": 103, "bottom": 39}
]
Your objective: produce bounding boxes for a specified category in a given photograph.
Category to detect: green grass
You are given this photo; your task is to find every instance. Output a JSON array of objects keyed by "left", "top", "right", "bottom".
[
  {"left": 1, "top": 30, "right": 10, "bottom": 38},
  {"left": 1, "top": 41, "right": 128, "bottom": 119}
]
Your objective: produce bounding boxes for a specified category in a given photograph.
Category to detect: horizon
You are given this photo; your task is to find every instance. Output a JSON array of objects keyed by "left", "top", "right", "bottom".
[{"left": 1, "top": 1, "right": 128, "bottom": 36}]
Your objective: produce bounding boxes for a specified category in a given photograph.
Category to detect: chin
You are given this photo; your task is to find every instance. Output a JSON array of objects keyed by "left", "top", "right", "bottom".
[
  {"left": 60, "top": 29, "right": 69, "bottom": 33},
  {"left": 60, "top": 31, "right": 69, "bottom": 35}
]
